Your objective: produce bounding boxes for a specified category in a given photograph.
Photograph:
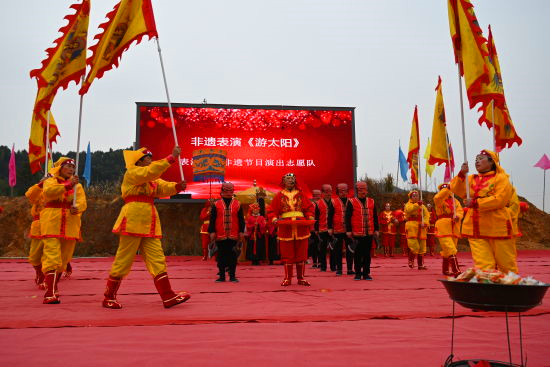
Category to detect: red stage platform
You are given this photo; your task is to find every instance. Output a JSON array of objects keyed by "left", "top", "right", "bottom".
[{"left": 1, "top": 251, "right": 549, "bottom": 366}]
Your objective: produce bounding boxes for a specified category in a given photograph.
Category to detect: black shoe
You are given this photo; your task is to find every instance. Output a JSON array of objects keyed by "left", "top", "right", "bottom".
[
  {"left": 347, "top": 270, "right": 355, "bottom": 275},
  {"left": 354, "top": 275, "right": 362, "bottom": 281},
  {"left": 230, "top": 277, "right": 239, "bottom": 283},
  {"left": 335, "top": 271, "right": 342, "bottom": 276},
  {"left": 363, "top": 274, "right": 373, "bottom": 281},
  {"left": 312, "top": 263, "right": 318, "bottom": 268},
  {"left": 215, "top": 276, "right": 226, "bottom": 282}
]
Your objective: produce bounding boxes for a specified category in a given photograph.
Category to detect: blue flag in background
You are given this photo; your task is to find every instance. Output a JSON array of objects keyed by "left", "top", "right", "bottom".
[
  {"left": 83, "top": 142, "right": 91, "bottom": 186},
  {"left": 398, "top": 146, "right": 408, "bottom": 182}
]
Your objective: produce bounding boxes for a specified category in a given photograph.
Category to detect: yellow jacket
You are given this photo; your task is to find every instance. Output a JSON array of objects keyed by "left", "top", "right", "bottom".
[
  {"left": 112, "top": 158, "right": 178, "bottom": 238},
  {"left": 404, "top": 201, "right": 429, "bottom": 239},
  {"left": 450, "top": 171, "right": 513, "bottom": 239},
  {"left": 40, "top": 176, "right": 87, "bottom": 241},
  {"left": 433, "top": 187, "right": 463, "bottom": 238},
  {"left": 25, "top": 183, "right": 45, "bottom": 238}
]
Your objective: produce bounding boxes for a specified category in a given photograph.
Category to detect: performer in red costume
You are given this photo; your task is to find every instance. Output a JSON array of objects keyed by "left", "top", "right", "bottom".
[
  {"left": 245, "top": 203, "right": 267, "bottom": 265},
  {"left": 426, "top": 203, "right": 437, "bottom": 256},
  {"left": 394, "top": 207, "right": 408, "bottom": 256},
  {"left": 268, "top": 173, "right": 315, "bottom": 286},
  {"left": 346, "top": 181, "right": 379, "bottom": 281},
  {"left": 315, "top": 184, "right": 334, "bottom": 272},
  {"left": 209, "top": 182, "right": 245, "bottom": 282},
  {"left": 333, "top": 183, "right": 353, "bottom": 274},
  {"left": 199, "top": 199, "right": 214, "bottom": 260},
  {"left": 379, "top": 203, "right": 397, "bottom": 257},
  {"left": 308, "top": 189, "right": 322, "bottom": 268}
]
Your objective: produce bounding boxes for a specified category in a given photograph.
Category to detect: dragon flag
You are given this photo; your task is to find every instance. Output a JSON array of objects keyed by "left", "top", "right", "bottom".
[
  {"left": 29, "top": 0, "right": 90, "bottom": 112},
  {"left": 407, "top": 106, "right": 420, "bottom": 185},
  {"left": 477, "top": 26, "right": 522, "bottom": 150},
  {"left": 428, "top": 76, "right": 453, "bottom": 167},
  {"left": 80, "top": 0, "right": 158, "bottom": 95},
  {"left": 448, "top": 0, "right": 503, "bottom": 110},
  {"left": 28, "top": 90, "right": 60, "bottom": 174}
]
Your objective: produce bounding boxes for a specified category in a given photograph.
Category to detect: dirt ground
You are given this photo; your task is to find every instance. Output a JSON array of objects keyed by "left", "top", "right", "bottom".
[{"left": 0, "top": 193, "right": 548, "bottom": 257}]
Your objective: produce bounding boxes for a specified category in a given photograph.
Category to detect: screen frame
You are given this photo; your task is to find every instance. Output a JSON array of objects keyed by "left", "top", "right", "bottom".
[{"left": 135, "top": 102, "right": 357, "bottom": 203}]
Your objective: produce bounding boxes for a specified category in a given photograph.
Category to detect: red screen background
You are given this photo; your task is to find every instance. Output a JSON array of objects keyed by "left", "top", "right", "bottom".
[{"left": 138, "top": 104, "right": 356, "bottom": 199}]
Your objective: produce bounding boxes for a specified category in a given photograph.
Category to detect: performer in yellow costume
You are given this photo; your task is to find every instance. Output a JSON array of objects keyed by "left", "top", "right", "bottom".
[
  {"left": 404, "top": 190, "right": 430, "bottom": 270},
  {"left": 103, "top": 146, "right": 191, "bottom": 309},
  {"left": 433, "top": 183, "right": 463, "bottom": 276},
  {"left": 40, "top": 158, "right": 86, "bottom": 304},
  {"left": 25, "top": 177, "right": 48, "bottom": 289},
  {"left": 451, "top": 150, "right": 517, "bottom": 274}
]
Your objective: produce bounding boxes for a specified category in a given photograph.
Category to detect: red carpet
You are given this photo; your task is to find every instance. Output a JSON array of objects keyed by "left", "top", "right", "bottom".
[{"left": 1, "top": 251, "right": 549, "bottom": 366}]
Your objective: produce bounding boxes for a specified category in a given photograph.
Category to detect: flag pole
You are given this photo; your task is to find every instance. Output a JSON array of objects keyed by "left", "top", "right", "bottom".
[
  {"left": 457, "top": 69, "right": 471, "bottom": 199},
  {"left": 44, "top": 110, "right": 51, "bottom": 178},
  {"left": 491, "top": 99, "right": 497, "bottom": 152},
  {"left": 444, "top": 132, "right": 457, "bottom": 218},
  {"left": 73, "top": 76, "right": 85, "bottom": 205},
  {"left": 155, "top": 37, "right": 185, "bottom": 182}
]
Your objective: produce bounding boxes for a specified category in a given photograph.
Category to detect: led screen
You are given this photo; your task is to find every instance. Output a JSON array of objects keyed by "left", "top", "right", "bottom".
[{"left": 137, "top": 103, "right": 356, "bottom": 199}]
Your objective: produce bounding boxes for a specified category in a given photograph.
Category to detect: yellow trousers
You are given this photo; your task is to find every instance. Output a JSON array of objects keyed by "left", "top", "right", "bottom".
[
  {"left": 407, "top": 238, "right": 426, "bottom": 255},
  {"left": 439, "top": 237, "right": 458, "bottom": 258},
  {"left": 468, "top": 238, "right": 518, "bottom": 274},
  {"left": 28, "top": 238, "right": 44, "bottom": 266},
  {"left": 109, "top": 235, "right": 167, "bottom": 279},
  {"left": 41, "top": 238, "right": 76, "bottom": 273}
]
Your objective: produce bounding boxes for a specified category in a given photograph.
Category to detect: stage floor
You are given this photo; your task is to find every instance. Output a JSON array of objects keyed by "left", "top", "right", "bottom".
[{"left": 1, "top": 251, "right": 549, "bottom": 366}]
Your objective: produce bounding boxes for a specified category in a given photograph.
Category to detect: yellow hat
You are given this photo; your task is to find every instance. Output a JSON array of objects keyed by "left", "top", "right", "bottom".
[
  {"left": 123, "top": 147, "right": 152, "bottom": 169},
  {"left": 408, "top": 189, "right": 419, "bottom": 198},
  {"left": 49, "top": 157, "right": 75, "bottom": 176},
  {"left": 478, "top": 149, "right": 506, "bottom": 175}
]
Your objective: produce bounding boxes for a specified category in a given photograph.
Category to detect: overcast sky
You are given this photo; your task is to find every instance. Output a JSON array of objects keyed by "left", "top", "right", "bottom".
[{"left": 1, "top": 1, "right": 549, "bottom": 211}]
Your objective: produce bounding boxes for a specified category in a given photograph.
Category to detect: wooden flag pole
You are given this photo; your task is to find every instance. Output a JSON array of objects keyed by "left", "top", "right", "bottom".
[
  {"left": 457, "top": 69, "right": 471, "bottom": 199},
  {"left": 73, "top": 77, "right": 85, "bottom": 205},
  {"left": 155, "top": 37, "right": 185, "bottom": 182}
]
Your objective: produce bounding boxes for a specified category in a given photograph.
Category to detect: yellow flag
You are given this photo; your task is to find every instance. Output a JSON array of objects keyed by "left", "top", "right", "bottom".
[
  {"left": 424, "top": 139, "right": 435, "bottom": 177},
  {"left": 477, "top": 26, "right": 522, "bottom": 150},
  {"left": 80, "top": 0, "right": 158, "bottom": 95},
  {"left": 407, "top": 106, "right": 420, "bottom": 185},
  {"left": 28, "top": 90, "right": 60, "bottom": 174},
  {"left": 448, "top": 0, "right": 493, "bottom": 109},
  {"left": 29, "top": 0, "right": 89, "bottom": 112},
  {"left": 429, "top": 77, "right": 451, "bottom": 166}
]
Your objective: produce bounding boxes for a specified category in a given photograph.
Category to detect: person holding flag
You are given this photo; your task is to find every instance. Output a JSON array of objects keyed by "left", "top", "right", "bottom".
[
  {"left": 103, "top": 146, "right": 190, "bottom": 309},
  {"left": 404, "top": 190, "right": 430, "bottom": 270},
  {"left": 40, "top": 158, "right": 86, "bottom": 304},
  {"left": 433, "top": 183, "right": 463, "bottom": 276},
  {"left": 451, "top": 150, "right": 517, "bottom": 274}
]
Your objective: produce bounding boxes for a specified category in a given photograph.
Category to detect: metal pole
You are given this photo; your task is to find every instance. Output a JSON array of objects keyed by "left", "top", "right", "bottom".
[
  {"left": 544, "top": 170, "right": 546, "bottom": 212},
  {"left": 44, "top": 110, "right": 51, "bottom": 177},
  {"left": 155, "top": 37, "right": 184, "bottom": 182},
  {"left": 492, "top": 102, "right": 497, "bottom": 153},
  {"left": 73, "top": 80, "right": 85, "bottom": 206},
  {"left": 457, "top": 69, "right": 470, "bottom": 199}
]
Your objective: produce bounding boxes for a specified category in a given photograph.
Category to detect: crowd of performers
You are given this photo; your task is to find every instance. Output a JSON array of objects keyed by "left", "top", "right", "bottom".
[{"left": 23, "top": 146, "right": 528, "bottom": 309}]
